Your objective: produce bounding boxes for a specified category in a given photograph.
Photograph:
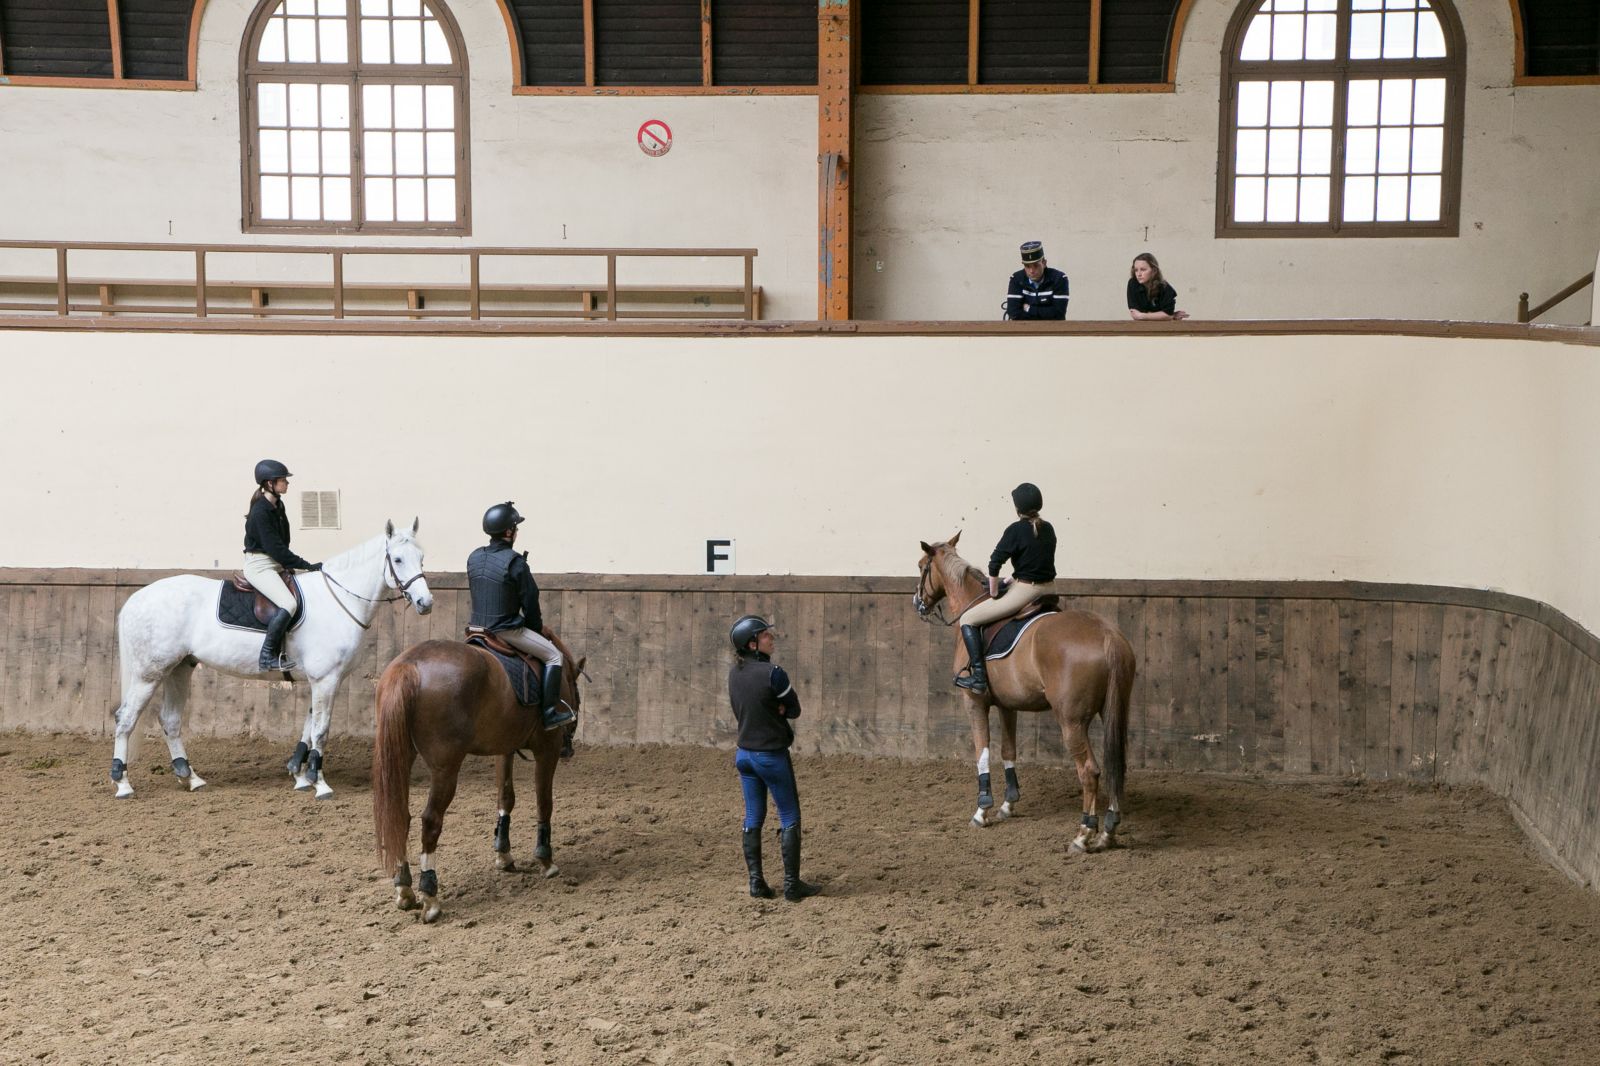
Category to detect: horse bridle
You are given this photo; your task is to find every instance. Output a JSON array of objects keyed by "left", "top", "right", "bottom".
[
  {"left": 320, "top": 537, "right": 426, "bottom": 631},
  {"left": 913, "top": 559, "right": 953, "bottom": 627}
]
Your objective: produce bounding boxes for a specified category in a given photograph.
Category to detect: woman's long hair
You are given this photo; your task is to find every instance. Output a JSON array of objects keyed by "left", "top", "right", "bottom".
[
  {"left": 1131, "top": 252, "right": 1166, "bottom": 304},
  {"left": 246, "top": 484, "right": 274, "bottom": 517},
  {"left": 1019, "top": 508, "right": 1043, "bottom": 535}
]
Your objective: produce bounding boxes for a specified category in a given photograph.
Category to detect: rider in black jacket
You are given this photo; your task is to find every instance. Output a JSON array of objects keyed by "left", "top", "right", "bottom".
[{"left": 242, "top": 460, "right": 320, "bottom": 672}]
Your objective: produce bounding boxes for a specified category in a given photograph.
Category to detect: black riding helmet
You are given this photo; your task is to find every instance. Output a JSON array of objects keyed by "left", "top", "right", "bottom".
[
  {"left": 729, "top": 615, "right": 772, "bottom": 656},
  {"left": 482, "top": 501, "right": 525, "bottom": 536},
  {"left": 1011, "top": 482, "right": 1043, "bottom": 514},
  {"left": 254, "top": 459, "right": 292, "bottom": 484}
]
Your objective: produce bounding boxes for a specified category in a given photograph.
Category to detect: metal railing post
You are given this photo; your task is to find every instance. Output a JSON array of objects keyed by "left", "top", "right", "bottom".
[
  {"left": 1518, "top": 292, "right": 1530, "bottom": 323},
  {"left": 332, "top": 252, "right": 345, "bottom": 319},
  {"left": 194, "top": 249, "right": 207, "bottom": 318},
  {"left": 55, "top": 246, "right": 68, "bottom": 316},
  {"left": 743, "top": 254, "right": 754, "bottom": 320},
  {"left": 469, "top": 252, "right": 481, "bottom": 321},
  {"left": 606, "top": 253, "right": 617, "bottom": 321}
]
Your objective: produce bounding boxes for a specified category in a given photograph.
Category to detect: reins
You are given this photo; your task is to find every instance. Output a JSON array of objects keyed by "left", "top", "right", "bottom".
[
  {"left": 319, "top": 538, "right": 424, "bottom": 631},
  {"left": 915, "top": 554, "right": 992, "bottom": 627}
]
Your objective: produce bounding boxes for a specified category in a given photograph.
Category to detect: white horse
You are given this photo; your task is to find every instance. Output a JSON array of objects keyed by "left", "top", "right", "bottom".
[{"left": 110, "top": 519, "right": 433, "bottom": 800}]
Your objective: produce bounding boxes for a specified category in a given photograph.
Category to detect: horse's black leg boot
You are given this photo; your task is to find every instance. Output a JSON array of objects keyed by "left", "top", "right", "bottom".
[
  {"left": 259, "top": 608, "right": 296, "bottom": 672},
  {"left": 742, "top": 828, "right": 775, "bottom": 899},
  {"left": 954, "top": 625, "right": 988, "bottom": 693},
  {"left": 539, "top": 662, "right": 575, "bottom": 731},
  {"left": 559, "top": 722, "right": 576, "bottom": 760},
  {"left": 779, "top": 824, "right": 820, "bottom": 902}
]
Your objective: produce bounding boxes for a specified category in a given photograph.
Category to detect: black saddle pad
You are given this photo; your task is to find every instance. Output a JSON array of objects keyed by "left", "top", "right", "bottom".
[
  {"left": 217, "top": 576, "right": 304, "bottom": 632},
  {"left": 984, "top": 609, "right": 1059, "bottom": 661},
  {"left": 467, "top": 637, "right": 542, "bottom": 707}
]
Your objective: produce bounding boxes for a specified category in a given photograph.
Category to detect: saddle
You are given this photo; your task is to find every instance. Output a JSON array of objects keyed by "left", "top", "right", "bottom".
[
  {"left": 975, "top": 582, "right": 1062, "bottom": 661},
  {"left": 464, "top": 626, "right": 543, "bottom": 708},
  {"left": 218, "top": 572, "right": 305, "bottom": 632}
]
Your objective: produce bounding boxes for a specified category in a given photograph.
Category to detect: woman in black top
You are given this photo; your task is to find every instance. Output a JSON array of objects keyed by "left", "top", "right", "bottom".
[
  {"left": 1127, "top": 253, "right": 1189, "bottom": 321},
  {"left": 954, "top": 482, "right": 1058, "bottom": 694},
  {"left": 242, "top": 459, "right": 321, "bottom": 672}
]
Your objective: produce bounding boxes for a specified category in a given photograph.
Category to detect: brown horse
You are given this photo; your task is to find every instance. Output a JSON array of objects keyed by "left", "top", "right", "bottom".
[
  {"left": 916, "top": 533, "right": 1135, "bottom": 851},
  {"left": 371, "top": 634, "right": 586, "bottom": 922}
]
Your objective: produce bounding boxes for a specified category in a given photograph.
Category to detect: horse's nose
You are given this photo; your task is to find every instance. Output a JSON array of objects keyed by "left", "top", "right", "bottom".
[{"left": 416, "top": 597, "right": 434, "bottom": 615}]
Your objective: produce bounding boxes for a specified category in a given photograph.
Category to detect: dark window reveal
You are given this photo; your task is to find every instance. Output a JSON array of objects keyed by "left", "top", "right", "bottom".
[
  {"left": 593, "top": 0, "right": 701, "bottom": 86},
  {"left": 1520, "top": 0, "right": 1600, "bottom": 78},
  {"left": 713, "top": 0, "right": 815, "bottom": 86},
  {"left": 861, "top": 0, "right": 969, "bottom": 86},
  {"left": 1098, "top": 0, "right": 1179, "bottom": 84},
  {"left": 978, "top": 0, "right": 1089, "bottom": 85},
  {"left": 119, "top": 0, "right": 196, "bottom": 81},
  {"left": 0, "top": 0, "right": 114, "bottom": 78},
  {"left": 511, "top": 0, "right": 584, "bottom": 86}
]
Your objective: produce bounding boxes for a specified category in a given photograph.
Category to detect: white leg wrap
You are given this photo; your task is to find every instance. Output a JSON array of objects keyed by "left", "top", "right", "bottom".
[
  {"left": 113, "top": 736, "right": 130, "bottom": 763},
  {"left": 1002, "top": 760, "right": 1015, "bottom": 770},
  {"left": 420, "top": 853, "right": 434, "bottom": 872},
  {"left": 977, "top": 747, "right": 990, "bottom": 775}
]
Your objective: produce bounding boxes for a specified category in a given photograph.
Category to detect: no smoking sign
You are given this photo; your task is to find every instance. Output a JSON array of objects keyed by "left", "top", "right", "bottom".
[{"left": 637, "top": 119, "right": 672, "bottom": 157}]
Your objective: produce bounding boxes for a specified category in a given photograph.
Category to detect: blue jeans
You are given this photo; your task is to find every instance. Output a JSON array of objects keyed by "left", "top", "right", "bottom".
[{"left": 735, "top": 747, "right": 801, "bottom": 831}]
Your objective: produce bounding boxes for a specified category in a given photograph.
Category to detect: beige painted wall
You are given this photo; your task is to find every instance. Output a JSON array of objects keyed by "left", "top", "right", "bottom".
[
  {"left": 0, "top": 1, "right": 1595, "bottom": 323},
  {"left": 5, "top": 326, "right": 1600, "bottom": 634}
]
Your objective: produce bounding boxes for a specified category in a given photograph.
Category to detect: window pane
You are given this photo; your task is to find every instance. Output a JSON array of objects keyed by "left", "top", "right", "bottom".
[
  {"left": 1299, "top": 176, "right": 1330, "bottom": 221},
  {"left": 287, "top": 0, "right": 315, "bottom": 14},
  {"left": 1382, "top": 11, "right": 1416, "bottom": 59},
  {"left": 363, "top": 84, "right": 391, "bottom": 127},
  {"left": 287, "top": 18, "right": 317, "bottom": 62},
  {"left": 393, "top": 0, "right": 420, "bottom": 15},
  {"left": 1378, "top": 127, "right": 1411, "bottom": 173},
  {"left": 1306, "top": 13, "right": 1336, "bottom": 59},
  {"left": 1409, "top": 175, "right": 1441, "bottom": 220},
  {"left": 1302, "top": 80, "right": 1334, "bottom": 126},
  {"left": 1309, "top": 0, "right": 1336, "bottom": 9},
  {"left": 393, "top": 19, "right": 423, "bottom": 64},
  {"left": 425, "top": 131, "right": 454, "bottom": 175},
  {"left": 361, "top": 0, "right": 388, "bottom": 13},
  {"left": 289, "top": 129, "right": 320, "bottom": 173},
  {"left": 289, "top": 83, "right": 319, "bottom": 127},
  {"left": 1350, "top": 12, "right": 1382, "bottom": 59},
  {"left": 1344, "top": 176, "right": 1376, "bottom": 221},
  {"left": 1266, "top": 177, "right": 1299, "bottom": 222},
  {"left": 1352, "top": 0, "right": 1381, "bottom": 8},
  {"left": 396, "top": 177, "right": 426, "bottom": 221},
  {"left": 1271, "top": 14, "right": 1304, "bottom": 61},
  {"left": 323, "top": 177, "right": 352, "bottom": 221},
  {"left": 318, "top": 18, "right": 348, "bottom": 64},
  {"left": 364, "top": 131, "right": 394, "bottom": 174},
  {"left": 1346, "top": 128, "right": 1377, "bottom": 173},
  {"left": 394, "top": 85, "right": 424, "bottom": 128},
  {"left": 365, "top": 177, "right": 394, "bottom": 221},
  {"left": 1417, "top": 11, "right": 1446, "bottom": 58},
  {"left": 424, "top": 85, "right": 453, "bottom": 129},
  {"left": 1235, "top": 177, "right": 1266, "bottom": 222},
  {"left": 321, "top": 84, "right": 350, "bottom": 128},
  {"left": 1269, "top": 80, "right": 1302, "bottom": 126},
  {"left": 395, "top": 131, "right": 425, "bottom": 175},
  {"left": 1380, "top": 79, "right": 1412, "bottom": 125},
  {"left": 1240, "top": 16, "right": 1270, "bottom": 60},
  {"left": 1413, "top": 78, "right": 1446, "bottom": 124},
  {"left": 1347, "top": 81, "right": 1379, "bottom": 126},
  {"left": 260, "top": 130, "right": 289, "bottom": 173},
  {"left": 1268, "top": 129, "right": 1300, "bottom": 174},
  {"left": 322, "top": 131, "right": 351, "bottom": 174},
  {"left": 1301, "top": 128, "right": 1332, "bottom": 173},
  {"left": 1236, "top": 129, "right": 1267, "bottom": 174},
  {"left": 1376, "top": 175, "right": 1408, "bottom": 221},
  {"left": 423, "top": 20, "right": 450, "bottom": 63},
  {"left": 259, "top": 19, "right": 287, "bottom": 63},
  {"left": 427, "top": 177, "right": 456, "bottom": 221},
  {"left": 259, "top": 83, "right": 288, "bottom": 127},
  {"left": 361, "top": 19, "right": 391, "bottom": 63},
  {"left": 319, "top": 0, "right": 347, "bottom": 13},
  {"left": 291, "top": 175, "right": 321, "bottom": 219},
  {"left": 1411, "top": 126, "right": 1443, "bottom": 172},
  {"left": 1238, "top": 82, "right": 1269, "bottom": 127}
]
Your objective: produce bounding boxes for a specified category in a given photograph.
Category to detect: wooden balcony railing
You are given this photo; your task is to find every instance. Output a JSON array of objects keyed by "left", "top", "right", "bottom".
[
  {"left": 0, "top": 240, "right": 761, "bottom": 322},
  {"left": 1518, "top": 270, "right": 1594, "bottom": 325}
]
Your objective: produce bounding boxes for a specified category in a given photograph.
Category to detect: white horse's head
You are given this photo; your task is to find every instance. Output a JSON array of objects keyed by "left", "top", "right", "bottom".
[{"left": 384, "top": 518, "right": 434, "bottom": 615}]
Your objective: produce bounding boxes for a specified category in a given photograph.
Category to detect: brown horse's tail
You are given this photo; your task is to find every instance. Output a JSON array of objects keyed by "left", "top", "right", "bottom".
[
  {"left": 372, "top": 657, "right": 419, "bottom": 877},
  {"left": 1101, "top": 632, "right": 1136, "bottom": 809}
]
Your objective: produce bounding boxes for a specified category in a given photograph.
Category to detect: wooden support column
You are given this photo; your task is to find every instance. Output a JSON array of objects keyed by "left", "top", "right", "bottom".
[{"left": 818, "top": 0, "right": 855, "bottom": 320}]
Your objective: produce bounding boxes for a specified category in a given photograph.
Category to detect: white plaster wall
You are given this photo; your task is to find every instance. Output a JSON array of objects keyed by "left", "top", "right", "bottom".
[
  {"left": 854, "top": 0, "right": 1600, "bottom": 324},
  {"left": 4, "top": 327, "right": 1600, "bottom": 635}
]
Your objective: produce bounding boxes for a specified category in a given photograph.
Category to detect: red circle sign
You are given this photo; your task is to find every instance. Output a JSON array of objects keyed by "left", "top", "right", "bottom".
[{"left": 637, "top": 119, "right": 672, "bottom": 157}]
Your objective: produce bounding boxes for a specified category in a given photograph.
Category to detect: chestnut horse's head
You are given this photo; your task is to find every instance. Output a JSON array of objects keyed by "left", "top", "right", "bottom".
[{"left": 914, "top": 531, "right": 964, "bottom": 622}]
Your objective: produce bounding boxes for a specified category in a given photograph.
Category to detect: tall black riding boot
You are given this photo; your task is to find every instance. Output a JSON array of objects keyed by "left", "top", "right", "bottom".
[
  {"left": 540, "top": 662, "right": 575, "bottom": 731},
  {"left": 779, "top": 824, "right": 820, "bottom": 902},
  {"left": 742, "top": 828, "right": 775, "bottom": 899},
  {"left": 954, "top": 624, "right": 989, "bottom": 693},
  {"left": 258, "top": 607, "right": 297, "bottom": 672}
]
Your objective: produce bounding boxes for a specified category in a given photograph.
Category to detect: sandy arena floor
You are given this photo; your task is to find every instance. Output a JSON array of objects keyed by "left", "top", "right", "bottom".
[{"left": 1, "top": 731, "right": 1597, "bottom": 1065}]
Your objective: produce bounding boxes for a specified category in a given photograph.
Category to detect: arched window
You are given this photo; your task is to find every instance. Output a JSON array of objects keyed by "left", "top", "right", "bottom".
[
  {"left": 241, "top": 0, "right": 469, "bottom": 233},
  {"left": 1218, "top": 0, "right": 1464, "bottom": 237}
]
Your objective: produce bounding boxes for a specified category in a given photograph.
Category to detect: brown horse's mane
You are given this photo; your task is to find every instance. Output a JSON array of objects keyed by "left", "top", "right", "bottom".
[{"left": 932, "top": 542, "right": 987, "bottom": 595}]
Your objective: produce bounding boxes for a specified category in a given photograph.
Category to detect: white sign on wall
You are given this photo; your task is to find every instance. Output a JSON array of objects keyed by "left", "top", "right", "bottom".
[{"left": 706, "top": 539, "right": 735, "bottom": 575}]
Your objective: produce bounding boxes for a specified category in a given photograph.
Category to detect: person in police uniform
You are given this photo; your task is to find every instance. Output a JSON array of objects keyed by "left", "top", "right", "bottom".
[
  {"left": 1005, "top": 240, "right": 1070, "bottom": 320},
  {"left": 466, "top": 501, "right": 575, "bottom": 732},
  {"left": 242, "top": 459, "right": 322, "bottom": 672},
  {"left": 727, "top": 615, "right": 820, "bottom": 903}
]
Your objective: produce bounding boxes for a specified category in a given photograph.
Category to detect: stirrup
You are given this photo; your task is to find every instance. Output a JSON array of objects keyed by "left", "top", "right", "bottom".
[
  {"left": 954, "top": 670, "right": 988, "bottom": 693},
  {"left": 261, "top": 654, "right": 298, "bottom": 673},
  {"left": 541, "top": 706, "right": 576, "bottom": 731}
]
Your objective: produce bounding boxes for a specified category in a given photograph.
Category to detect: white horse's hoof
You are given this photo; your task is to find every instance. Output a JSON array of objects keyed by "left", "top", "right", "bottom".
[
  {"left": 313, "top": 780, "right": 334, "bottom": 801},
  {"left": 970, "top": 808, "right": 990, "bottom": 827},
  {"left": 542, "top": 862, "right": 560, "bottom": 880},
  {"left": 114, "top": 779, "right": 135, "bottom": 799},
  {"left": 996, "top": 801, "right": 1012, "bottom": 820},
  {"left": 186, "top": 772, "right": 208, "bottom": 792},
  {"left": 421, "top": 896, "right": 441, "bottom": 923},
  {"left": 292, "top": 774, "right": 312, "bottom": 792}
]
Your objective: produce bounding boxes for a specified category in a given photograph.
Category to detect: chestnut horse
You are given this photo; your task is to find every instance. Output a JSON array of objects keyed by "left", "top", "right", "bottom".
[
  {"left": 916, "top": 533, "right": 1135, "bottom": 851},
  {"left": 371, "top": 634, "right": 586, "bottom": 922}
]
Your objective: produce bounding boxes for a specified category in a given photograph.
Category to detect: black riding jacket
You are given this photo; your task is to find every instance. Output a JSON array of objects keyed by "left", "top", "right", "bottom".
[
  {"left": 243, "top": 494, "right": 315, "bottom": 571},
  {"left": 467, "top": 538, "right": 545, "bottom": 633},
  {"left": 728, "top": 653, "right": 802, "bottom": 752},
  {"left": 989, "top": 519, "right": 1058, "bottom": 583}
]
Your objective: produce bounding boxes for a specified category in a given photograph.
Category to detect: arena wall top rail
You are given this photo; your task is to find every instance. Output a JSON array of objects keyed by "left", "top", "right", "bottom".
[{"left": 0, "top": 239, "right": 761, "bottom": 322}]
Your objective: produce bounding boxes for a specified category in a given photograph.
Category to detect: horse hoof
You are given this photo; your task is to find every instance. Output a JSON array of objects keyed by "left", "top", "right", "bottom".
[
  {"left": 292, "top": 775, "right": 312, "bottom": 792},
  {"left": 1069, "top": 839, "right": 1087, "bottom": 854},
  {"left": 395, "top": 887, "right": 419, "bottom": 911},
  {"left": 495, "top": 854, "right": 516, "bottom": 873},
  {"left": 996, "top": 801, "right": 1012, "bottom": 820},
  {"left": 421, "top": 897, "right": 441, "bottom": 923},
  {"left": 541, "top": 862, "right": 560, "bottom": 880},
  {"left": 113, "top": 780, "right": 135, "bottom": 800},
  {"left": 313, "top": 780, "right": 335, "bottom": 801},
  {"left": 186, "top": 773, "right": 208, "bottom": 792}
]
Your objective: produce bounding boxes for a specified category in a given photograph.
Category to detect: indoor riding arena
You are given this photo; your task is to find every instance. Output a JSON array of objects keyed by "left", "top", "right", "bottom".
[{"left": 2, "top": 1, "right": 1598, "bottom": 1064}]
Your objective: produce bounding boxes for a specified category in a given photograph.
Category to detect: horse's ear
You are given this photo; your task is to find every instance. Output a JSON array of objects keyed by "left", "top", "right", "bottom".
[
  {"left": 919, "top": 541, "right": 934, "bottom": 555},
  {"left": 412, "top": 516, "right": 420, "bottom": 535},
  {"left": 949, "top": 530, "right": 962, "bottom": 547},
  {"left": 385, "top": 519, "right": 395, "bottom": 537}
]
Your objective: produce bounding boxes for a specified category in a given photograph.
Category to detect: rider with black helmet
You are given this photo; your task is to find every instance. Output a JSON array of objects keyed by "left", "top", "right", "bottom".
[
  {"left": 243, "top": 459, "right": 322, "bottom": 672},
  {"left": 727, "top": 615, "right": 820, "bottom": 903},
  {"left": 466, "top": 501, "right": 575, "bottom": 732},
  {"left": 954, "top": 481, "right": 1058, "bottom": 694}
]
